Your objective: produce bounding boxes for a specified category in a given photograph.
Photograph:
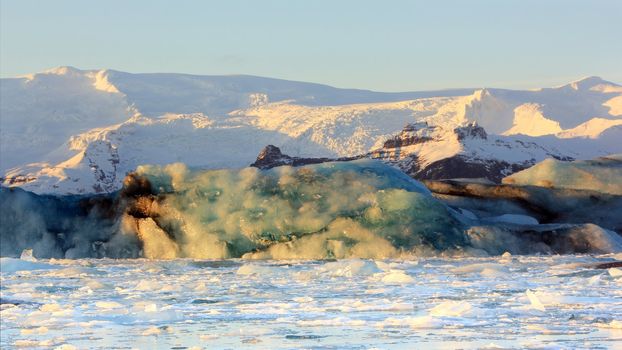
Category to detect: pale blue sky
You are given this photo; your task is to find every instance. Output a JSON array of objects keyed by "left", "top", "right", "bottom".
[{"left": 1, "top": 0, "right": 620, "bottom": 91}]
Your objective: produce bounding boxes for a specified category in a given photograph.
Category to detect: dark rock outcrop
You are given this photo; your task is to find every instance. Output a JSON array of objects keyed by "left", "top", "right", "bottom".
[
  {"left": 249, "top": 122, "right": 540, "bottom": 183},
  {"left": 250, "top": 145, "right": 295, "bottom": 169},
  {"left": 250, "top": 145, "right": 531, "bottom": 184},
  {"left": 454, "top": 122, "right": 487, "bottom": 140},
  {"left": 383, "top": 122, "right": 433, "bottom": 148},
  {"left": 409, "top": 155, "right": 530, "bottom": 183},
  {"left": 250, "top": 145, "right": 360, "bottom": 170}
]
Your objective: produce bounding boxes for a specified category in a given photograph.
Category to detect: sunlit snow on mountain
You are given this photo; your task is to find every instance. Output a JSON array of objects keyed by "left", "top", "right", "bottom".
[{"left": 1, "top": 67, "right": 620, "bottom": 194}]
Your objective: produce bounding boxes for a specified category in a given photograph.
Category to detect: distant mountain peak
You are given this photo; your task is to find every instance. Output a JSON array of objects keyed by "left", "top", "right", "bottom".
[
  {"left": 43, "top": 65, "right": 83, "bottom": 75},
  {"left": 562, "top": 76, "right": 620, "bottom": 91}
]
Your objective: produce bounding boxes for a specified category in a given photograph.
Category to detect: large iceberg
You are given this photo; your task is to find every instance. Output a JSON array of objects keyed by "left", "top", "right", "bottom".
[
  {"left": 503, "top": 154, "right": 622, "bottom": 195},
  {"left": 125, "top": 160, "right": 465, "bottom": 259},
  {"left": 1, "top": 160, "right": 621, "bottom": 259},
  {"left": 0, "top": 186, "right": 131, "bottom": 259}
]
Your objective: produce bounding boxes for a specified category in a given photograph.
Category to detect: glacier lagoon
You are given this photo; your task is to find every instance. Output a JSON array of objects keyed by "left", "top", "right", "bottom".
[{"left": 1, "top": 255, "right": 622, "bottom": 349}]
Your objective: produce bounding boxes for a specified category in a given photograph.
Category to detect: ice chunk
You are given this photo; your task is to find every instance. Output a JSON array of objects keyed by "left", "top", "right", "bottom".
[
  {"left": 466, "top": 223, "right": 622, "bottom": 255},
  {"left": 132, "top": 301, "right": 158, "bottom": 313},
  {"left": 236, "top": 264, "right": 278, "bottom": 275},
  {"left": 484, "top": 214, "right": 538, "bottom": 225},
  {"left": 20, "top": 249, "right": 37, "bottom": 262},
  {"left": 20, "top": 326, "right": 48, "bottom": 335},
  {"left": 318, "top": 260, "right": 381, "bottom": 277},
  {"left": 499, "top": 251, "right": 512, "bottom": 263},
  {"left": 84, "top": 279, "right": 106, "bottom": 290},
  {"left": 381, "top": 270, "right": 414, "bottom": 284},
  {"left": 526, "top": 289, "right": 546, "bottom": 311},
  {"left": 452, "top": 263, "right": 509, "bottom": 276},
  {"left": 609, "top": 320, "right": 622, "bottom": 329},
  {"left": 95, "top": 301, "right": 123, "bottom": 309},
  {"left": 40, "top": 303, "right": 63, "bottom": 312},
  {"left": 0, "top": 258, "right": 59, "bottom": 273},
  {"left": 503, "top": 155, "right": 622, "bottom": 195},
  {"left": 142, "top": 326, "right": 161, "bottom": 336},
  {"left": 377, "top": 316, "right": 441, "bottom": 329},
  {"left": 54, "top": 345, "right": 77, "bottom": 350},
  {"left": 134, "top": 279, "right": 162, "bottom": 291},
  {"left": 596, "top": 320, "right": 622, "bottom": 329},
  {"left": 14, "top": 340, "right": 40, "bottom": 347},
  {"left": 429, "top": 300, "right": 473, "bottom": 317},
  {"left": 608, "top": 267, "right": 622, "bottom": 277},
  {"left": 297, "top": 317, "right": 366, "bottom": 327},
  {"left": 588, "top": 274, "right": 601, "bottom": 285}
]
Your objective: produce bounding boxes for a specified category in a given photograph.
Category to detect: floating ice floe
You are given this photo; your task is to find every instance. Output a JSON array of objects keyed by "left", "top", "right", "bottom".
[
  {"left": 503, "top": 154, "right": 622, "bottom": 195},
  {"left": 0, "top": 257, "right": 60, "bottom": 273}
]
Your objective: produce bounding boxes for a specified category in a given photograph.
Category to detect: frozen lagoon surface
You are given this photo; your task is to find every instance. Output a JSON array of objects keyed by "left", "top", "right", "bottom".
[{"left": 1, "top": 256, "right": 622, "bottom": 350}]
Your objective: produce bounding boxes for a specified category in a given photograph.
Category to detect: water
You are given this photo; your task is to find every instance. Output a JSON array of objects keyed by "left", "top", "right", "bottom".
[{"left": 1, "top": 255, "right": 621, "bottom": 349}]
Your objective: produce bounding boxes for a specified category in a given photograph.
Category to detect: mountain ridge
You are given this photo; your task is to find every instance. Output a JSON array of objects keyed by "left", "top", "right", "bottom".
[{"left": 1, "top": 67, "right": 621, "bottom": 194}]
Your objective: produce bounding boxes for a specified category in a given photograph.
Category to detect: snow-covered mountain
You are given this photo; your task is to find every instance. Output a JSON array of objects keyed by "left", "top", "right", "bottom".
[{"left": 1, "top": 67, "right": 620, "bottom": 194}]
